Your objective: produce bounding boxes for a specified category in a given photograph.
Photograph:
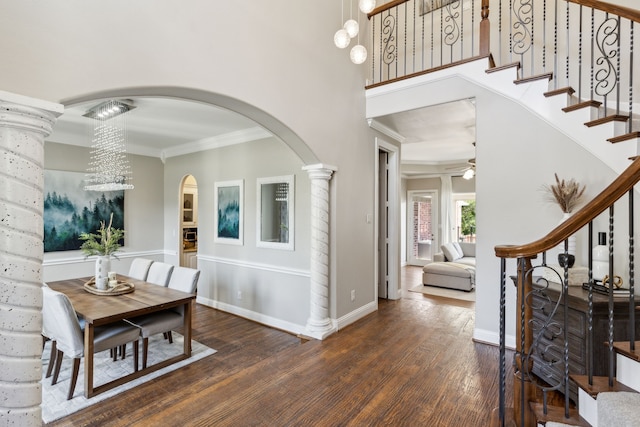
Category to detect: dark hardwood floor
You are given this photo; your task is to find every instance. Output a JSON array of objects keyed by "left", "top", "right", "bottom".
[{"left": 48, "top": 266, "right": 511, "bottom": 427}]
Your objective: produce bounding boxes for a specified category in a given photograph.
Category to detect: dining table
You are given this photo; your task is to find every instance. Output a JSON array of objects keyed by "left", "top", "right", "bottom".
[{"left": 46, "top": 275, "right": 196, "bottom": 398}]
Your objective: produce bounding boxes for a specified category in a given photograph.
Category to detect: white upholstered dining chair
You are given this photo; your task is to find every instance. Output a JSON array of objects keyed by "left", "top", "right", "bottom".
[
  {"left": 125, "top": 266, "right": 200, "bottom": 369},
  {"left": 145, "top": 261, "right": 174, "bottom": 286},
  {"left": 128, "top": 258, "right": 154, "bottom": 281},
  {"left": 42, "top": 286, "right": 140, "bottom": 400}
]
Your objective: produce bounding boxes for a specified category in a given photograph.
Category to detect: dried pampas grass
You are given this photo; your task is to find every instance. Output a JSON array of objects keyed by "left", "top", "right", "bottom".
[{"left": 544, "top": 173, "right": 586, "bottom": 213}]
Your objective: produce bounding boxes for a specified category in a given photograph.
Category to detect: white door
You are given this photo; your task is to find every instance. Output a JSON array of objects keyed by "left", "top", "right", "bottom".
[{"left": 407, "top": 190, "right": 439, "bottom": 266}]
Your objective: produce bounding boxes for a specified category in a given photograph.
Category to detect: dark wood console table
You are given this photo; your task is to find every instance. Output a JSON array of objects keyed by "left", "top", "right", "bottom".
[{"left": 514, "top": 278, "right": 640, "bottom": 401}]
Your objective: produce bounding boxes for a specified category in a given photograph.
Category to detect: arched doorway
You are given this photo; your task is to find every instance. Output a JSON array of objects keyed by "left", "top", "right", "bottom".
[{"left": 179, "top": 174, "right": 198, "bottom": 268}]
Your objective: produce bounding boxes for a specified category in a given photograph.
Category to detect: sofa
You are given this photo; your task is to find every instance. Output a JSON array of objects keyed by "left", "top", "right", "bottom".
[{"left": 422, "top": 242, "right": 476, "bottom": 291}]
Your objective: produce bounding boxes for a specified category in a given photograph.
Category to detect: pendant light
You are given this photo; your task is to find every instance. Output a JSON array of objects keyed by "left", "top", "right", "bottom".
[
  {"left": 334, "top": 0, "right": 351, "bottom": 49},
  {"left": 359, "top": 0, "right": 376, "bottom": 13},
  {"left": 350, "top": 3, "right": 367, "bottom": 64}
]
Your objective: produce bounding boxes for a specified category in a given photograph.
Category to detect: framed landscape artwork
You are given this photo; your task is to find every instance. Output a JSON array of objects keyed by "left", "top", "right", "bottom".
[
  {"left": 214, "top": 180, "right": 243, "bottom": 245},
  {"left": 420, "top": 0, "right": 455, "bottom": 15},
  {"left": 44, "top": 169, "right": 125, "bottom": 252}
]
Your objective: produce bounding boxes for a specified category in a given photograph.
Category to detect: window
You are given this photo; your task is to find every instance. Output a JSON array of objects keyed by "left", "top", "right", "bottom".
[{"left": 453, "top": 193, "right": 475, "bottom": 242}]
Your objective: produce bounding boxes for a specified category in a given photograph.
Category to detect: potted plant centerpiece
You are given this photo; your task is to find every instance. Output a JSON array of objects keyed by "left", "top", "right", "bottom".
[{"left": 79, "top": 213, "right": 124, "bottom": 290}]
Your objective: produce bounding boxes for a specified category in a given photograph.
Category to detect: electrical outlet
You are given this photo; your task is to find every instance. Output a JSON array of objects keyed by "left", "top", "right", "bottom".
[
  {"left": 237, "top": 290, "right": 242, "bottom": 300},
  {"left": 350, "top": 289, "right": 356, "bottom": 301}
]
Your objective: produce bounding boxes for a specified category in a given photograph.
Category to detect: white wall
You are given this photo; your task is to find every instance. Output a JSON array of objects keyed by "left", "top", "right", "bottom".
[
  {"left": 0, "top": 1, "right": 377, "bottom": 328},
  {"left": 367, "top": 72, "right": 620, "bottom": 346}
]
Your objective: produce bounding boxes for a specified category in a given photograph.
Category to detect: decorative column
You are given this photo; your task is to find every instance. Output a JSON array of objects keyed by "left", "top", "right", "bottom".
[
  {"left": 0, "top": 92, "right": 62, "bottom": 426},
  {"left": 303, "top": 164, "right": 338, "bottom": 340}
]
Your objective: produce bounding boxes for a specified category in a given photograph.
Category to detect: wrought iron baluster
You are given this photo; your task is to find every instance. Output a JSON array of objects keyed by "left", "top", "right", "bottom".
[
  {"left": 518, "top": 256, "right": 526, "bottom": 427},
  {"left": 595, "top": 12, "right": 620, "bottom": 115},
  {"left": 443, "top": 1, "right": 461, "bottom": 64},
  {"left": 404, "top": 2, "right": 407, "bottom": 76},
  {"left": 382, "top": 11, "right": 397, "bottom": 80},
  {"left": 471, "top": 0, "right": 475, "bottom": 57},
  {"left": 411, "top": 1, "right": 416, "bottom": 74},
  {"left": 630, "top": 22, "right": 635, "bottom": 133},
  {"left": 562, "top": 239, "right": 570, "bottom": 418},
  {"left": 499, "top": 257, "right": 507, "bottom": 427},
  {"left": 543, "top": 0, "right": 547, "bottom": 74},
  {"left": 566, "top": 1, "right": 570, "bottom": 87},
  {"left": 554, "top": 0, "right": 558, "bottom": 87},
  {"left": 608, "top": 205, "right": 615, "bottom": 387},
  {"left": 616, "top": 16, "right": 622, "bottom": 116},
  {"left": 588, "top": 221, "right": 594, "bottom": 385},
  {"left": 512, "top": 0, "right": 533, "bottom": 80},
  {"left": 629, "top": 189, "right": 635, "bottom": 352},
  {"left": 591, "top": 8, "right": 595, "bottom": 101},
  {"left": 578, "top": 5, "right": 584, "bottom": 100}
]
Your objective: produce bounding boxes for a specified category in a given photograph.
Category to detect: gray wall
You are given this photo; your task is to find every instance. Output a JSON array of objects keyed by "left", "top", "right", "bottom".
[
  {"left": 163, "top": 138, "right": 313, "bottom": 331},
  {"left": 43, "top": 142, "right": 165, "bottom": 280}
]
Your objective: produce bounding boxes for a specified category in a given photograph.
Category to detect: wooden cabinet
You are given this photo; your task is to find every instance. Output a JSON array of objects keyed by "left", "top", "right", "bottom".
[
  {"left": 182, "top": 185, "right": 198, "bottom": 226},
  {"left": 529, "top": 282, "right": 640, "bottom": 402},
  {"left": 182, "top": 250, "right": 197, "bottom": 269}
]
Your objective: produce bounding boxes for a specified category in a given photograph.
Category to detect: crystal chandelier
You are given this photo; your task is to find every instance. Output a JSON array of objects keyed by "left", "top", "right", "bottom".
[{"left": 83, "top": 100, "right": 135, "bottom": 191}]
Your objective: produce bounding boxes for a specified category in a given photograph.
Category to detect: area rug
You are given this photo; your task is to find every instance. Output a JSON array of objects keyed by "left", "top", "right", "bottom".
[
  {"left": 409, "top": 284, "right": 476, "bottom": 302},
  {"left": 41, "top": 333, "right": 216, "bottom": 423}
]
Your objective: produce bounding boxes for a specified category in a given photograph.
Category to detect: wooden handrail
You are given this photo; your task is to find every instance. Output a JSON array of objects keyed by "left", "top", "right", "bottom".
[
  {"left": 566, "top": 0, "right": 640, "bottom": 23},
  {"left": 495, "top": 157, "right": 640, "bottom": 258},
  {"left": 367, "top": 0, "right": 409, "bottom": 19}
]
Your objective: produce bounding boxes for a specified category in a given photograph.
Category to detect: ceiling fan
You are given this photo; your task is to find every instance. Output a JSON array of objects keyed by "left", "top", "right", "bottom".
[{"left": 446, "top": 158, "right": 476, "bottom": 179}]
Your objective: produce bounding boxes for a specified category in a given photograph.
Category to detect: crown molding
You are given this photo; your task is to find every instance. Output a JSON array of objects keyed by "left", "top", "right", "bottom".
[{"left": 367, "top": 119, "right": 406, "bottom": 143}]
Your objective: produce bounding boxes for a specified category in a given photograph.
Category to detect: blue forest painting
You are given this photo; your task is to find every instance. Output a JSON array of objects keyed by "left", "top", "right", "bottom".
[
  {"left": 44, "top": 170, "right": 125, "bottom": 252},
  {"left": 217, "top": 186, "right": 240, "bottom": 239}
]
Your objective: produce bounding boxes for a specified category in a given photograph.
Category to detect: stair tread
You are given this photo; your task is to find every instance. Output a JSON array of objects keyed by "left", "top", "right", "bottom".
[
  {"left": 544, "top": 87, "right": 575, "bottom": 97},
  {"left": 514, "top": 72, "right": 553, "bottom": 85},
  {"left": 570, "top": 375, "right": 637, "bottom": 397},
  {"left": 486, "top": 61, "right": 520, "bottom": 74},
  {"left": 608, "top": 132, "right": 640, "bottom": 144},
  {"left": 530, "top": 402, "right": 590, "bottom": 426},
  {"left": 585, "top": 114, "right": 629, "bottom": 127},
  {"left": 562, "top": 100, "right": 602, "bottom": 112},
  {"left": 613, "top": 341, "right": 640, "bottom": 361}
]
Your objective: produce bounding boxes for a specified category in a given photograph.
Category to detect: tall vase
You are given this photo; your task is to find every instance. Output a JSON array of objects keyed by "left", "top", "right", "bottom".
[
  {"left": 95, "top": 255, "right": 111, "bottom": 290},
  {"left": 558, "top": 212, "right": 576, "bottom": 268}
]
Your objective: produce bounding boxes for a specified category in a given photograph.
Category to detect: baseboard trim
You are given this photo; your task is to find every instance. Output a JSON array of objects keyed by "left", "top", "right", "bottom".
[
  {"left": 196, "top": 295, "right": 307, "bottom": 336},
  {"left": 336, "top": 300, "right": 378, "bottom": 331},
  {"left": 473, "top": 328, "right": 515, "bottom": 350}
]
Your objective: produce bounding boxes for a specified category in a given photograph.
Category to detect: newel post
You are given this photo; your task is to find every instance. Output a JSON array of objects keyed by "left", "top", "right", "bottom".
[
  {"left": 480, "top": 0, "right": 490, "bottom": 56},
  {"left": 0, "top": 91, "right": 62, "bottom": 426},
  {"left": 303, "top": 163, "right": 338, "bottom": 340}
]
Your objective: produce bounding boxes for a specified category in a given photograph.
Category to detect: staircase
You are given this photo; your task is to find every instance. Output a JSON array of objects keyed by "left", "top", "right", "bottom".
[{"left": 365, "top": 1, "right": 640, "bottom": 426}]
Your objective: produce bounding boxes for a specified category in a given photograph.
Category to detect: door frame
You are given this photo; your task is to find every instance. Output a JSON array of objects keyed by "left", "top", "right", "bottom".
[
  {"left": 406, "top": 190, "right": 439, "bottom": 267},
  {"left": 374, "top": 138, "right": 400, "bottom": 300}
]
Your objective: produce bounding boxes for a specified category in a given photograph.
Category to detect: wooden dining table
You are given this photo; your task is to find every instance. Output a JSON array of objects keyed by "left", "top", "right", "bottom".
[{"left": 46, "top": 275, "right": 196, "bottom": 398}]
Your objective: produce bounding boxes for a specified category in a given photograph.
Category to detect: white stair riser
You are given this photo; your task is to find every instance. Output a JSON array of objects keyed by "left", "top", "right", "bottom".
[
  {"left": 616, "top": 353, "right": 640, "bottom": 392},
  {"left": 578, "top": 388, "right": 598, "bottom": 427}
]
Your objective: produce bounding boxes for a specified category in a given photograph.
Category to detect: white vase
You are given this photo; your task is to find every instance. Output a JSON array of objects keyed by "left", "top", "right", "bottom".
[
  {"left": 95, "top": 256, "right": 111, "bottom": 290},
  {"left": 559, "top": 212, "right": 576, "bottom": 255},
  {"left": 592, "top": 232, "right": 609, "bottom": 281}
]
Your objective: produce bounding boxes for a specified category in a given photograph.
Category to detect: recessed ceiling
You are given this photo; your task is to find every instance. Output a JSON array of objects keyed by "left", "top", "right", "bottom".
[
  {"left": 47, "top": 97, "right": 266, "bottom": 158},
  {"left": 49, "top": 97, "right": 475, "bottom": 172},
  {"left": 370, "top": 98, "right": 476, "bottom": 177}
]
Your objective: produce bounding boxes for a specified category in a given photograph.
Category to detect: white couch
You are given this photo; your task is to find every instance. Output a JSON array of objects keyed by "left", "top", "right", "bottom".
[{"left": 422, "top": 242, "right": 476, "bottom": 291}]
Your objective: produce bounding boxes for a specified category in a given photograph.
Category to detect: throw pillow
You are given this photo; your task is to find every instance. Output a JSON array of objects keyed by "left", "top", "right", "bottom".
[
  {"left": 441, "top": 243, "right": 462, "bottom": 261},
  {"left": 452, "top": 242, "right": 464, "bottom": 257}
]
